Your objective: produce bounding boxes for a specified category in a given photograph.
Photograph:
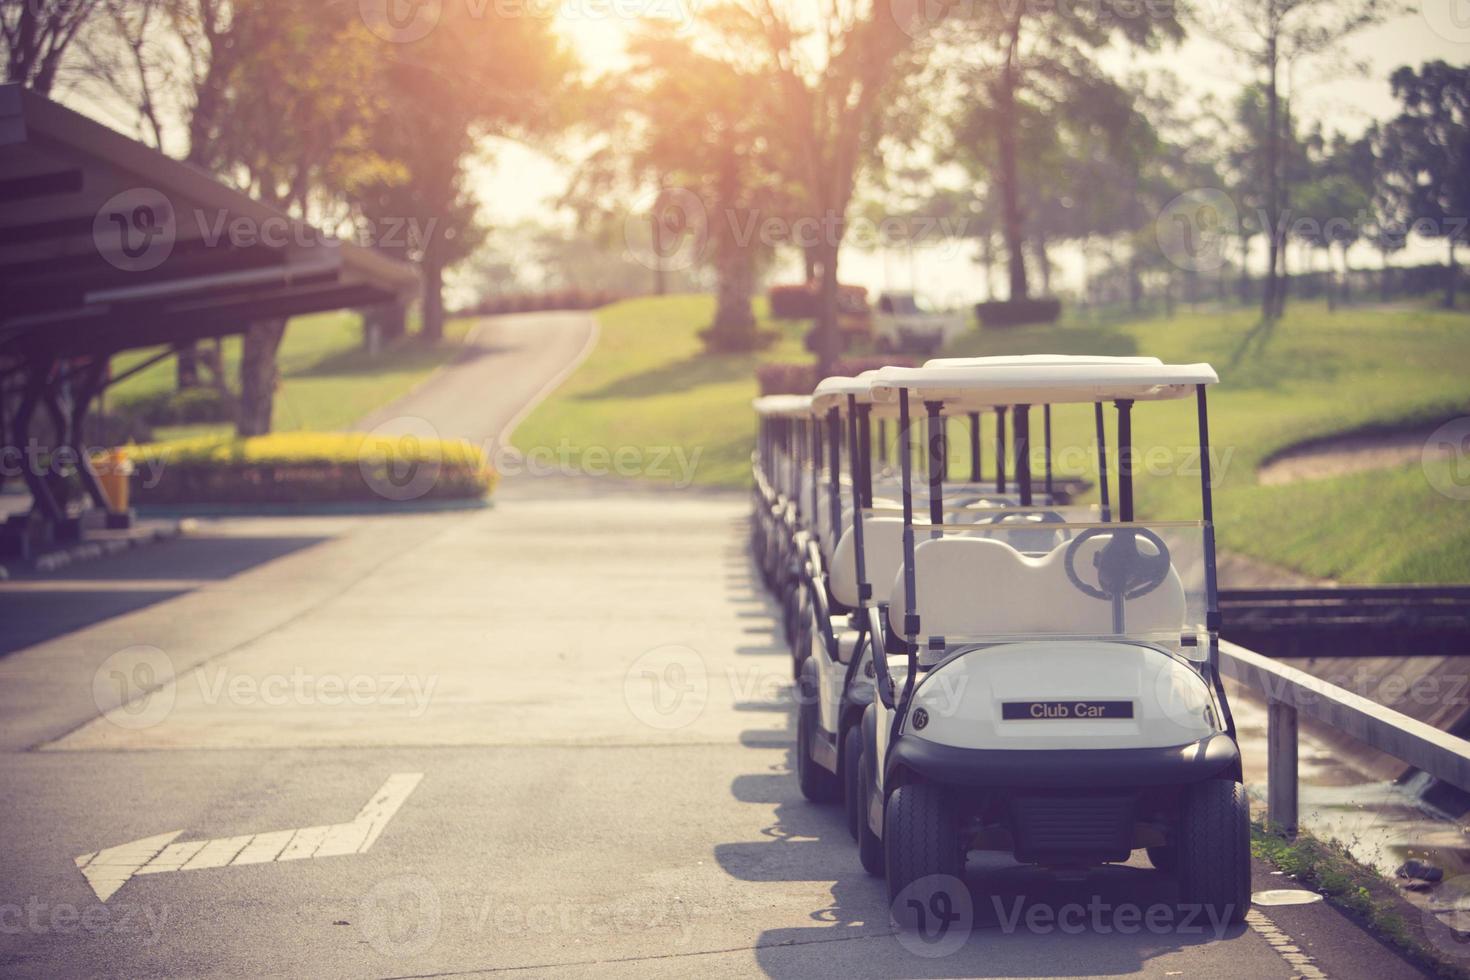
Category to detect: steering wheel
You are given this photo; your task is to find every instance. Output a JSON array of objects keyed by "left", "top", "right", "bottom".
[
  {"left": 980, "top": 509, "right": 1066, "bottom": 527},
  {"left": 952, "top": 495, "right": 1016, "bottom": 510},
  {"left": 1064, "top": 527, "right": 1173, "bottom": 601}
]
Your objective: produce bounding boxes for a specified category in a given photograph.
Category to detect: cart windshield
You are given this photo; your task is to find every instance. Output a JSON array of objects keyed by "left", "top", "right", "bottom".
[{"left": 888, "top": 520, "right": 1212, "bottom": 656}]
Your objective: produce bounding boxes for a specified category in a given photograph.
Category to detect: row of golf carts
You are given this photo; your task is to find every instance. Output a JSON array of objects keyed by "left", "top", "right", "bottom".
[{"left": 750, "top": 355, "right": 1251, "bottom": 925}]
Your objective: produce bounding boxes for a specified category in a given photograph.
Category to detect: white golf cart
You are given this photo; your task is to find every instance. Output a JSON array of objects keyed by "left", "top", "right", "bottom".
[
  {"left": 793, "top": 369, "right": 1108, "bottom": 845},
  {"left": 751, "top": 395, "right": 817, "bottom": 656},
  {"left": 853, "top": 360, "right": 1249, "bottom": 924}
]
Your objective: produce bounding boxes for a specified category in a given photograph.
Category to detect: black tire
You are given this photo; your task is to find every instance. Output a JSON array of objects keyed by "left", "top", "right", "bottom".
[
  {"left": 1178, "top": 779, "right": 1250, "bottom": 924},
  {"left": 858, "top": 754, "right": 885, "bottom": 876},
  {"left": 885, "top": 783, "right": 964, "bottom": 922},
  {"left": 796, "top": 675, "right": 841, "bottom": 803},
  {"left": 1147, "top": 845, "right": 1177, "bottom": 872},
  {"left": 843, "top": 725, "right": 863, "bottom": 841}
]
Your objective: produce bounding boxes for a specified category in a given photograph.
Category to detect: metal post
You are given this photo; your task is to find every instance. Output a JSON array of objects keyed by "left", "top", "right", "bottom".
[
  {"left": 926, "top": 401, "right": 944, "bottom": 527},
  {"left": 1094, "top": 402, "right": 1111, "bottom": 522},
  {"left": 1043, "top": 405, "right": 1054, "bottom": 498},
  {"left": 1116, "top": 399, "right": 1135, "bottom": 523},
  {"left": 1267, "top": 699, "right": 1299, "bottom": 836},
  {"left": 995, "top": 407, "right": 1008, "bottom": 493},
  {"left": 1014, "top": 404, "right": 1032, "bottom": 507},
  {"left": 968, "top": 411, "right": 982, "bottom": 483}
]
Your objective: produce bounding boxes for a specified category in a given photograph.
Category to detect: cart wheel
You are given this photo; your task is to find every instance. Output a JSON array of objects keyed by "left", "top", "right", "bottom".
[
  {"left": 857, "top": 755, "right": 885, "bottom": 876},
  {"left": 843, "top": 726, "right": 863, "bottom": 841},
  {"left": 1178, "top": 779, "right": 1250, "bottom": 924},
  {"left": 1147, "top": 845, "right": 1177, "bottom": 872},
  {"left": 796, "top": 676, "right": 841, "bottom": 803},
  {"left": 885, "top": 783, "right": 963, "bottom": 921}
]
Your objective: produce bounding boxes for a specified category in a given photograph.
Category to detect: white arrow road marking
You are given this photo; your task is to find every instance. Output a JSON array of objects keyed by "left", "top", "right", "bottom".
[{"left": 74, "top": 773, "right": 422, "bottom": 902}]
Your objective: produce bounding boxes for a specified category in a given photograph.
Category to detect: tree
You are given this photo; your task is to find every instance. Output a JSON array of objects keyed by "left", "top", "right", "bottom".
[
  {"left": 1378, "top": 61, "right": 1470, "bottom": 310},
  {"left": 203, "top": 1, "right": 397, "bottom": 434},
  {"left": 1, "top": 0, "right": 102, "bottom": 95},
  {"left": 620, "top": 23, "right": 786, "bottom": 352},
  {"left": 357, "top": 3, "right": 574, "bottom": 345},
  {"left": 940, "top": 1, "right": 1182, "bottom": 302},
  {"left": 707, "top": 0, "right": 917, "bottom": 375},
  {"left": 1200, "top": 0, "right": 1391, "bottom": 318},
  {"left": 1292, "top": 131, "right": 1372, "bottom": 309}
]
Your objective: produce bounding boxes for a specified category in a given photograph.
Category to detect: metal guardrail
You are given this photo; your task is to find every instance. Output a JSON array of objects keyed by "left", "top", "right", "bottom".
[
  {"left": 1219, "top": 639, "right": 1470, "bottom": 835},
  {"left": 1219, "top": 586, "right": 1470, "bottom": 658}
]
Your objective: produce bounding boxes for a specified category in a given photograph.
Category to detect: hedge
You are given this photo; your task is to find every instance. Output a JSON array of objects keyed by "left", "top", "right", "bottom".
[
  {"left": 122, "top": 432, "right": 496, "bottom": 505},
  {"left": 974, "top": 298, "right": 1063, "bottom": 329}
]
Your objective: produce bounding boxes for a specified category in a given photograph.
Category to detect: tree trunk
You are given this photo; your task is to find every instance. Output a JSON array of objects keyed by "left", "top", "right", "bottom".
[
  {"left": 996, "top": 26, "right": 1029, "bottom": 303},
  {"left": 176, "top": 347, "right": 200, "bottom": 389},
  {"left": 1448, "top": 240, "right": 1459, "bottom": 310},
  {"left": 364, "top": 300, "right": 408, "bottom": 354},
  {"left": 804, "top": 246, "right": 819, "bottom": 283},
  {"left": 237, "top": 319, "right": 288, "bottom": 437},
  {"left": 1263, "top": 36, "right": 1281, "bottom": 320},
  {"left": 813, "top": 239, "right": 843, "bottom": 378},
  {"left": 420, "top": 257, "right": 446, "bottom": 343},
  {"left": 710, "top": 231, "right": 757, "bottom": 346}
]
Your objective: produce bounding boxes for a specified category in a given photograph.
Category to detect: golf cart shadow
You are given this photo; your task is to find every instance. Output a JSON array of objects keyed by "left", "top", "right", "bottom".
[{"left": 718, "top": 735, "right": 1243, "bottom": 979}]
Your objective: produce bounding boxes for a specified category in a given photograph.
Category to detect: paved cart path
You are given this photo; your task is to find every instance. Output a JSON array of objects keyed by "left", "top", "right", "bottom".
[{"left": 0, "top": 314, "right": 1434, "bottom": 978}]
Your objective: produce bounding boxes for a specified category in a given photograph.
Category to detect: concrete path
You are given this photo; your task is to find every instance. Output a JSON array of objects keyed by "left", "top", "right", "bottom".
[{"left": 0, "top": 313, "right": 1436, "bottom": 978}]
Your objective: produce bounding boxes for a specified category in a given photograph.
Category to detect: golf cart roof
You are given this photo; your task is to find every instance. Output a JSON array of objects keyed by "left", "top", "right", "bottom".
[
  {"left": 924, "top": 354, "right": 1164, "bottom": 369},
  {"left": 752, "top": 394, "right": 814, "bottom": 418},
  {"left": 810, "top": 372, "right": 882, "bottom": 414},
  {"left": 869, "top": 361, "right": 1218, "bottom": 407}
]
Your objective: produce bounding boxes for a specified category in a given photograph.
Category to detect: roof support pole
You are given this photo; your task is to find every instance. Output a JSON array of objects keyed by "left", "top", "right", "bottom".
[
  {"left": 968, "top": 411, "right": 982, "bottom": 484},
  {"left": 1014, "top": 404, "right": 1032, "bottom": 507},
  {"left": 994, "top": 407, "right": 1008, "bottom": 494},
  {"left": 926, "top": 401, "right": 945, "bottom": 527}
]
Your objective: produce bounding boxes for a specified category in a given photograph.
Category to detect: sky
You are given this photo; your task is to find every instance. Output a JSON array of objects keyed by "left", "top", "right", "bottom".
[
  {"left": 54, "top": 4, "right": 1470, "bottom": 304},
  {"left": 471, "top": 4, "right": 1470, "bottom": 303}
]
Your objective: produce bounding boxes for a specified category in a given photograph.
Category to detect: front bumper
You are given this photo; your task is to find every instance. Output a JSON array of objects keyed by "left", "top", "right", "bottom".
[{"left": 887, "top": 732, "right": 1239, "bottom": 790}]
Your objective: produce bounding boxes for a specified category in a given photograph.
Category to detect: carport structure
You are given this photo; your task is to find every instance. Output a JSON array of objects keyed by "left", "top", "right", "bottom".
[{"left": 0, "top": 84, "right": 418, "bottom": 558}]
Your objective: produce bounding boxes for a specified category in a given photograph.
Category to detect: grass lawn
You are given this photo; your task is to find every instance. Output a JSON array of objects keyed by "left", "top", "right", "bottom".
[
  {"left": 107, "top": 312, "right": 476, "bottom": 439},
  {"left": 514, "top": 294, "right": 1470, "bottom": 583},
  {"left": 512, "top": 296, "right": 810, "bottom": 488}
]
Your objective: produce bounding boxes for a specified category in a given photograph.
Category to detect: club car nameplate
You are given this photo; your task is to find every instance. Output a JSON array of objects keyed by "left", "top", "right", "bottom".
[{"left": 1002, "top": 700, "right": 1134, "bottom": 720}]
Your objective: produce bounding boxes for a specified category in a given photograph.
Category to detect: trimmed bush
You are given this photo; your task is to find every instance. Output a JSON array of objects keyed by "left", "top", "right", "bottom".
[
  {"left": 123, "top": 432, "right": 496, "bottom": 506},
  {"left": 767, "top": 282, "right": 870, "bottom": 320},
  {"left": 974, "top": 298, "right": 1063, "bottom": 329}
]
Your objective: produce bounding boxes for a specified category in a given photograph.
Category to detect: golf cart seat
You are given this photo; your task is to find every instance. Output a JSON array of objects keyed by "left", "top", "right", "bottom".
[
  {"left": 829, "top": 517, "right": 907, "bottom": 608},
  {"left": 818, "top": 498, "right": 901, "bottom": 566},
  {"left": 888, "top": 534, "right": 1186, "bottom": 656}
]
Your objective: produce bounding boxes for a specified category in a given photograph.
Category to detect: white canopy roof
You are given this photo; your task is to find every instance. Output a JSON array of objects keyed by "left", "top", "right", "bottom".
[
  {"left": 752, "top": 394, "right": 814, "bottom": 418},
  {"left": 925, "top": 354, "right": 1164, "bottom": 369},
  {"left": 869, "top": 361, "right": 1218, "bottom": 408}
]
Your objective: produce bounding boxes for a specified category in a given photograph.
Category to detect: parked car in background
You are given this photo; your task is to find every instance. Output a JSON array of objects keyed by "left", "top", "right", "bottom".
[{"left": 872, "top": 292, "right": 970, "bottom": 354}]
